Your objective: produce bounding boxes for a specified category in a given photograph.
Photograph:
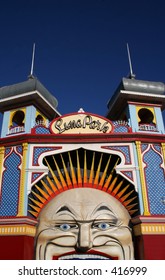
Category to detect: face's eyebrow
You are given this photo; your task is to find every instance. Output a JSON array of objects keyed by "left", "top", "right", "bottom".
[
  {"left": 56, "top": 206, "right": 74, "bottom": 214},
  {"left": 92, "top": 204, "right": 116, "bottom": 217},
  {"left": 96, "top": 205, "right": 114, "bottom": 213}
]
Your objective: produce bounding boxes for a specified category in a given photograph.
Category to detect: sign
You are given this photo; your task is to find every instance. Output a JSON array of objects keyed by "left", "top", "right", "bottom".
[{"left": 50, "top": 113, "right": 113, "bottom": 134}]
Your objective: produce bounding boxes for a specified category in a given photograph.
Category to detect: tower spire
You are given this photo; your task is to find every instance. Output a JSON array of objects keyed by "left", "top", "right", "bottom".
[
  {"left": 29, "top": 43, "right": 36, "bottom": 79},
  {"left": 126, "top": 43, "right": 135, "bottom": 79}
]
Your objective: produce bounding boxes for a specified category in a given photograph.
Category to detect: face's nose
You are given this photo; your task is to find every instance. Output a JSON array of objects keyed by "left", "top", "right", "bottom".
[{"left": 76, "top": 223, "right": 93, "bottom": 252}]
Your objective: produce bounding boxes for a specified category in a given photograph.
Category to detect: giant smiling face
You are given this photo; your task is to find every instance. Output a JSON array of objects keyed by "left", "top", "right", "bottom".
[{"left": 35, "top": 188, "right": 134, "bottom": 260}]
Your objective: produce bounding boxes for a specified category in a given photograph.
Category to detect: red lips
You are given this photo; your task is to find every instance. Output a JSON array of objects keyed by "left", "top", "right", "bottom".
[{"left": 53, "top": 250, "right": 118, "bottom": 260}]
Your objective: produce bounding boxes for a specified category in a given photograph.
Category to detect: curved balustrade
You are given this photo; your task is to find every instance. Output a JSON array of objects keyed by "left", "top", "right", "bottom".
[
  {"left": 138, "top": 123, "right": 157, "bottom": 132},
  {"left": 8, "top": 126, "right": 25, "bottom": 135}
]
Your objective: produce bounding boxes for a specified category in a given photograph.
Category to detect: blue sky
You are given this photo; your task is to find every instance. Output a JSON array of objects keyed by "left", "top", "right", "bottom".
[{"left": 0, "top": 0, "right": 165, "bottom": 117}]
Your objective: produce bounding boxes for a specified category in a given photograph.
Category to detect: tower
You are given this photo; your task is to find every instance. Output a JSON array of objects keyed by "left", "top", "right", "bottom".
[
  {"left": 106, "top": 77, "right": 165, "bottom": 134},
  {"left": 0, "top": 76, "right": 60, "bottom": 259},
  {"left": 106, "top": 77, "right": 165, "bottom": 259},
  {"left": 0, "top": 76, "right": 60, "bottom": 137}
]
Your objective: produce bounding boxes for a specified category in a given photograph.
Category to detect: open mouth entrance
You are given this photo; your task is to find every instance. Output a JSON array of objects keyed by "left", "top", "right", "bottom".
[
  {"left": 28, "top": 148, "right": 139, "bottom": 218},
  {"left": 53, "top": 251, "right": 118, "bottom": 260}
]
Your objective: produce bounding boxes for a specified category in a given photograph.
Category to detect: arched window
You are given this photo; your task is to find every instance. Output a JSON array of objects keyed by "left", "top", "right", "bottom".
[
  {"left": 138, "top": 108, "right": 156, "bottom": 131},
  {"left": 12, "top": 110, "right": 25, "bottom": 127},
  {"left": 35, "top": 114, "right": 44, "bottom": 125},
  {"left": 138, "top": 108, "right": 155, "bottom": 124}
]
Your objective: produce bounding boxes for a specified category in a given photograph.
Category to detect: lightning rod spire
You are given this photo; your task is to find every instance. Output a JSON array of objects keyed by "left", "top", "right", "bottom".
[
  {"left": 29, "top": 43, "right": 36, "bottom": 79},
  {"left": 127, "top": 43, "right": 135, "bottom": 79}
]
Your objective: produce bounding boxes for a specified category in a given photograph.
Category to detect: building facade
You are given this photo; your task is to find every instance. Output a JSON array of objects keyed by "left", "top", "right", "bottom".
[{"left": 0, "top": 75, "right": 165, "bottom": 260}]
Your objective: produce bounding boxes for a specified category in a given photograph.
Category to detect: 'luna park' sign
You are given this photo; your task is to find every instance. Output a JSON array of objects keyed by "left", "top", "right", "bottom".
[{"left": 50, "top": 113, "right": 113, "bottom": 134}]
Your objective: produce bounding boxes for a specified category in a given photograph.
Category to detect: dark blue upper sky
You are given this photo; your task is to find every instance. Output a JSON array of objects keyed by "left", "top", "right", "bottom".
[{"left": 0, "top": 0, "right": 165, "bottom": 116}]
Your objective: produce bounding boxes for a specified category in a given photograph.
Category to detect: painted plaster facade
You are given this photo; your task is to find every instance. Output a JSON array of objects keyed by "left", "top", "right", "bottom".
[{"left": 0, "top": 76, "right": 165, "bottom": 259}]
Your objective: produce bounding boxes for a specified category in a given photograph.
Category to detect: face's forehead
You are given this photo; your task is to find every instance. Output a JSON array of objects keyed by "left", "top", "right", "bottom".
[{"left": 38, "top": 188, "right": 130, "bottom": 222}]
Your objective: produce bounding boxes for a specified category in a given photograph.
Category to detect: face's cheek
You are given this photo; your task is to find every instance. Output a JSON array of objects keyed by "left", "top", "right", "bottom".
[
  {"left": 35, "top": 227, "right": 78, "bottom": 260},
  {"left": 92, "top": 226, "right": 134, "bottom": 260}
]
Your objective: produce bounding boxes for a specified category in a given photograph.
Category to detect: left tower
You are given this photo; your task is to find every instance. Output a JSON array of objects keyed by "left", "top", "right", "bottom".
[{"left": 0, "top": 77, "right": 60, "bottom": 259}]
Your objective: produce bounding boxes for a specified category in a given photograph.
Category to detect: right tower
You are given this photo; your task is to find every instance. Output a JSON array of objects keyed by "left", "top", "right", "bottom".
[{"left": 106, "top": 77, "right": 165, "bottom": 259}]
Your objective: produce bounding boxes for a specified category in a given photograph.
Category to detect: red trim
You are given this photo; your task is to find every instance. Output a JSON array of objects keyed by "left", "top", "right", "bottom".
[
  {"left": 53, "top": 250, "right": 118, "bottom": 260},
  {"left": 128, "top": 101, "right": 162, "bottom": 108},
  {"left": 0, "top": 215, "right": 37, "bottom": 222},
  {"left": 0, "top": 132, "right": 165, "bottom": 146},
  {"left": 131, "top": 215, "right": 165, "bottom": 224}
]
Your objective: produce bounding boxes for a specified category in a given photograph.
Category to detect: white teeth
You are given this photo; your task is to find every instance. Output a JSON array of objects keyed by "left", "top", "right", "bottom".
[{"left": 59, "top": 254, "right": 109, "bottom": 260}]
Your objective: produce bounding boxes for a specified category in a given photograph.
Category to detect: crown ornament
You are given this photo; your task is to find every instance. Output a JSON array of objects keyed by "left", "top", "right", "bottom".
[{"left": 28, "top": 149, "right": 138, "bottom": 217}]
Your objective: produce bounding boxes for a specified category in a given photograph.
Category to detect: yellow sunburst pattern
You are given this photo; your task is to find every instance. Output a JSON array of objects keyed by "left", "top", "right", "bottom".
[{"left": 28, "top": 149, "right": 138, "bottom": 218}]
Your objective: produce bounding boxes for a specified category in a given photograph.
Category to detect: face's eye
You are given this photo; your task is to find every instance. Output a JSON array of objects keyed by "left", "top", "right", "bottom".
[
  {"left": 59, "top": 224, "right": 71, "bottom": 231},
  {"left": 93, "top": 222, "right": 114, "bottom": 230},
  {"left": 57, "top": 223, "right": 78, "bottom": 231}
]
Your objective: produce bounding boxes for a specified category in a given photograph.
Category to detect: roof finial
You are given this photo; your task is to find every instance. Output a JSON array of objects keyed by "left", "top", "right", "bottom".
[
  {"left": 28, "top": 43, "right": 36, "bottom": 79},
  {"left": 78, "top": 108, "right": 85, "bottom": 113},
  {"left": 126, "top": 43, "right": 135, "bottom": 79}
]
